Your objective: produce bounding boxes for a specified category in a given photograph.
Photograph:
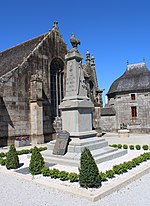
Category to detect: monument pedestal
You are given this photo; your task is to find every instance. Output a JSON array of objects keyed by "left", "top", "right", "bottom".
[
  {"left": 60, "top": 99, "right": 94, "bottom": 135},
  {"left": 42, "top": 86, "right": 127, "bottom": 166},
  {"left": 42, "top": 135, "right": 127, "bottom": 166}
]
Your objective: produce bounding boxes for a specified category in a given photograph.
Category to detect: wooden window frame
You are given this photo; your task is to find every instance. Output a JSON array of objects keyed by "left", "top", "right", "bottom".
[{"left": 131, "top": 106, "right": 137, "bottom": 118}]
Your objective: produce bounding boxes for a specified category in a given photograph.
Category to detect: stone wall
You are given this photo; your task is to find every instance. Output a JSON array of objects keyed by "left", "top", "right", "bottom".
[
  {"left": 0, "top": 28, "right": 67, "bottom": 146},
  {"left": 0, "top": 62, "right": 31, "bottom": 146},
  {"left": 100, "top": 115, "right": 116, "bottom": 132}
]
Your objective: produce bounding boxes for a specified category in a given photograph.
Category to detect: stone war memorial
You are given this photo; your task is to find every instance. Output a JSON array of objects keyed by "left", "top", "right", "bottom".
[{"left": 42, "top": 30, "right": 126, "bottom": 166}]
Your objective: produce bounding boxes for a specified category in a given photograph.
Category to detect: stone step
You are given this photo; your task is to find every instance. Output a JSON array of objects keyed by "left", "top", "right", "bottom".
[
  {"left": 47, "top": 137, "right": 107, "bottom": 151},
  {"left": 91, "top": 147, "right": 118, "bottom": 158},
  {"left": 69, "top": 137, "right": 106, "bottom": 146},
  {"left": 68, "top": 140, "right": 108, "bottom": 153},
  {"left": 95, "top": 149, "right": 127, "bottom": 164},
  {"left": 42, "top": 147, "right": 127, "bottom": 167},
  {"left": 42, "top": 150, "right": 79, "bottom": 166}
]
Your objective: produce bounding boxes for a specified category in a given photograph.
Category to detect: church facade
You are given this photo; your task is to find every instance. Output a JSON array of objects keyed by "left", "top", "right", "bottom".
[
  {"left": 101, "top": 62, "right": 150, "bottom": 133},
  {"left": 0, "top": 22, "right": 102, "bottom": 146}
]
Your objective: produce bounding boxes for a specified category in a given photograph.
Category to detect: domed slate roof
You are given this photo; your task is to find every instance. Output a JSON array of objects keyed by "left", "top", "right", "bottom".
[{"left": 107, "top": 63, "right": 150, "bottom": 97}]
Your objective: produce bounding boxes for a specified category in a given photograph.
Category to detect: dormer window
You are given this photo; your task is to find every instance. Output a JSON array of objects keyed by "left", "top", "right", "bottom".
[{"left": 131, "top": 94, "right": 135, "bottom": 100}]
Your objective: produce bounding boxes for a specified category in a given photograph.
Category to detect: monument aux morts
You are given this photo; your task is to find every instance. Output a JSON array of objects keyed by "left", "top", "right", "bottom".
[
  {"left": 42, "top": 31, "right": 126, "bottom": 166},
  {"left": 0, "top": 22, "right": 103, "bottom": 147}
]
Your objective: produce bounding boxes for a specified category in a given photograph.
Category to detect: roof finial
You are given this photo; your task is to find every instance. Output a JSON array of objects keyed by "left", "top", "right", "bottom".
[
  {"left": 86, "top": 50, "right": 90, "bottom": 62},
  {"left": 91, "top": 55, "right": 95, "bottom": 65},
  {"left": 70, "top": 33, "right": 80, "bottom": 51},
  {"left": 126, "top": 60, "right": 129, "bottom": 65},
  {"left": 53, "top": 21, "right": 58, "bottom": 29}
]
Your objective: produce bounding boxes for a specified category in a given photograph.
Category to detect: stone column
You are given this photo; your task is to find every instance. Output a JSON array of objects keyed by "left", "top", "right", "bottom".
[{"left": 30, "top": 74, "right": 44, "bottom": 144}]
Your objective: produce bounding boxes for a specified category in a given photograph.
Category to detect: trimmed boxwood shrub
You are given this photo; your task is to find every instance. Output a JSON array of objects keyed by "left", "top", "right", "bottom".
[
  {"left": 118, "top": 144, "right": 122, "bottom": 149},
  {"left": 41, "top": 166, "right": 50, "bottom": 176},
  {"left": 0, "top": 158, "right": 6, "bottom": 166},
  {"left": 132, "top": 157, "right": 140, "bottom": 166},
  {"left": 79, "top": 147, "right": 100, "bottom": 188},
  {"left": 0, "top": 152, "right": 6, "bottom": 158},
  {"left": 29, "top": 146, "right": 45, "bottom": 175},
  {"left": 113, "top": 165, "right": 124, "bottom": 175},
  {"left": 105, "top": 170, "right": 115, "bottom": 178},
  {"left": 142, "top": 145, "right": 148, "bottom": 150},
  {"left": 125, "top": 161, "right": 133, "bottom": 170},
  {"left": 68, "top": 173, "right": 79, "bottom": 182},
  {"left": 129, "top": 145, "right": 134, "bottom": 150},
  {"left": 142, "top": 152, "right": 150, "bottom": 160},
  {"left": 120, "top": 163, "right": 128, "bottom": 173},
  {"left": 16, "top": 147, "right": 47, "bottom": 156},
  {"left": 49, "top": 168, "right": 60, "bottom": 179},
  {"left": 38, "top": 147, "right": 47, "bottom": 152},
  {"left": 99, "top": 172, "right": 107, "bottom": 181},
  {"left": 6, "top": 144, "right": 19, "bottom": 170},
  {"left": 59, "top": 171, "right": 69, "bottom": 181},
  {"left": 135, "top": 145, "right": 141, "bottom": 150},
  {"left": 123, "top": 144, "right": 128, "bottom": 149},
  {"left": 17, "top": 149, "right": 31, "bottom": 155},
  {"left": 110, "top": 144, "right": 118, "bottom": 148}
]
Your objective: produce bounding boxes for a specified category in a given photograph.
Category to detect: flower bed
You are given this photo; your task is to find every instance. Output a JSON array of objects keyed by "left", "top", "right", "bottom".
[{"left": 15, "top": 136, "right": 30, "bottom": 147}]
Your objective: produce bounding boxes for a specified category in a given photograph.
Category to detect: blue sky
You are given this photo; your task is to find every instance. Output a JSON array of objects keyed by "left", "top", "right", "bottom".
[{"left": 1, "top": 0, "right": 150, "bottom": 104}]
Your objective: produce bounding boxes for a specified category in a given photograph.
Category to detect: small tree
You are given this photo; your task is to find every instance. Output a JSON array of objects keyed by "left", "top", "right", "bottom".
[
  {"left": 79, "top": 147, "right": 100, "bottom": 188},
  {"left": 29, "top": 146, "right": 45, "bottom": 175},
  {"left": 6, "top": 144, "right": 19, "bottom": 169}
]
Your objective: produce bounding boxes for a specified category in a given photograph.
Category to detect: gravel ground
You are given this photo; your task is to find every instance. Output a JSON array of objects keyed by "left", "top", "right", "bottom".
[
  {"left": 0, "top": 150, "right": 150, "bottom": 205},
  {"left": 0, "top": 170, "right": 150, "bottom": 206},
  {"left": 0, "top": 134, "right": 150, "bottom": 205}
]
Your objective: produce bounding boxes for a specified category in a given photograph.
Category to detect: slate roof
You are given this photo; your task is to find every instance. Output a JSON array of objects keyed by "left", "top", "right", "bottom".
[
  {"left": 0, "top": 33, "right": 48, "bottom": 77},
  {"left": 107, "top": 63, "right": 150, "bottom": 97},
  {"left": 101, "top": 107, "right": 116, "bottom": 116}
]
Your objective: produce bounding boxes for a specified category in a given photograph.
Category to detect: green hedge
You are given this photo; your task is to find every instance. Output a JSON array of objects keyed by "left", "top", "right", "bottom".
[
  {"left": 110, "top": 144, "right": 149, "bottom": 150},
  {"left": 41, "top": 152, "right": 150, "bottom": 184},
  {"left": 41, "top": 166, "right": 79, "bottom": 182},
  {"left": 0, "top": 147, "right": 47, "bottom": 158}
]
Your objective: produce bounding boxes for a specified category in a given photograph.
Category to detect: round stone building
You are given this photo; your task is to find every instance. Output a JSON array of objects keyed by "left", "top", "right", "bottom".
[{"left": 101, "top": 62, "right": 150, "bottom": 133}]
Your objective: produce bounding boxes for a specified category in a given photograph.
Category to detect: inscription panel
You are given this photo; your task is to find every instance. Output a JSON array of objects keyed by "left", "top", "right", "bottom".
[{"left": 53, "top": 130, "right": 70, "bottom": 155}]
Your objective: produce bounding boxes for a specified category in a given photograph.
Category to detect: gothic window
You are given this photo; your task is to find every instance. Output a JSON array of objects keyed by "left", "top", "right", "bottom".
[
  {"left": 50, "top": 58, "right": 64, "bottom": 117},
  {"left": 131, "top": 106, "right": 137, "bottom": 118},
  {"left": 131, "top": 94, "right": 135, "bottom": 100}
]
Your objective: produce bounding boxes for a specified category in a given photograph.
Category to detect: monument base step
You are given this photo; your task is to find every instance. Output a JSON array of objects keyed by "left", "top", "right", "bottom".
[
  {"left": 42, "top": 147, "right": 127, "bottom": 167},
  {"left": 47, "top": 137, "right": 109, "bottom": 153}
]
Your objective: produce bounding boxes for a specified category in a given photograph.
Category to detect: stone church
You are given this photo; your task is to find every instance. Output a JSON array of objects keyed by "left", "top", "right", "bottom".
[
  {"left": 0, "top": 22, "right": 103, "bottom": 147},
  {"left": 101, "top": 62, "right": 150, "bottom": 133}
]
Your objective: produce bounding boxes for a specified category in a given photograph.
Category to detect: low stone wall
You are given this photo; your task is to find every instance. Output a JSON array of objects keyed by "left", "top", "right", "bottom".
[{"left": 100, "top": 115, "right": 116, "bottom": 132}]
